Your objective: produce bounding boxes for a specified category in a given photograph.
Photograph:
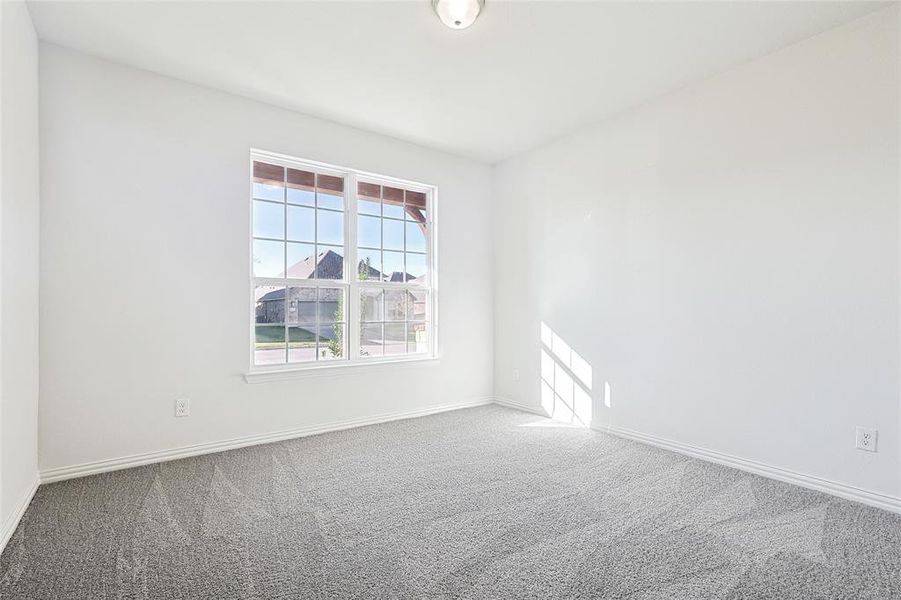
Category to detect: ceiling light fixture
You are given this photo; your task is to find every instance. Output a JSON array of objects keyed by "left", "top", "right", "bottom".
[{"left": 431, "top": 0, "right": 484, "bottom": 30}]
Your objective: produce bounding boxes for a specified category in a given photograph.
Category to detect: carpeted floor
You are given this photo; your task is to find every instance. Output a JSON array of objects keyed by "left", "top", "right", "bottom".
[{"left": 2, "top": 405, "right": 900, "bottom": 599}]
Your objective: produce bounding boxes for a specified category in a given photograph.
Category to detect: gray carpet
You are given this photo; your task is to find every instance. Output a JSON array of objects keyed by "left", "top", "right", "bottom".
[{"left": 2, "top": 405, "right": 900, "bottom": 599}]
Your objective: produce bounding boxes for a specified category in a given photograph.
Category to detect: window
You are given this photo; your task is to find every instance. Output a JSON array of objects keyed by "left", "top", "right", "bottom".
[{"left": 250, "top": 150, "right": 436, "bottom": 369}]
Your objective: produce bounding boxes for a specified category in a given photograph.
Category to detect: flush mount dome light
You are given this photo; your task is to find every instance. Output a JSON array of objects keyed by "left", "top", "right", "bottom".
[{"left": 432, "top": 0, "right": 484, "bottom": 30}]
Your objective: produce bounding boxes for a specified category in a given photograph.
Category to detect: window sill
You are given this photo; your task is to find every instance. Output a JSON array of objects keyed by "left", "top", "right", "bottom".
[{"left": 243, "top": 355, "right": 440, "bottom": 384}]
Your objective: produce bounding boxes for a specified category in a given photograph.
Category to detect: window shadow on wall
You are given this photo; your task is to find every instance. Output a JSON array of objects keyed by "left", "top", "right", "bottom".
[{"left": 538, "top": 321, "right": 593, "bottom": 427}]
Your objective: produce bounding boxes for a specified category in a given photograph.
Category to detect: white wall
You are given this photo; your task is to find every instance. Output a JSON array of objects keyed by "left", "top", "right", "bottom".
[
  {"left": 39, "top": 45, "right": 493, "bottom": 472},
  {"left": 1, "top": 0, "right": 40, "bottom": 537},
  {"left": 494, "top": 7, "right": 900, "bottom": 498}
]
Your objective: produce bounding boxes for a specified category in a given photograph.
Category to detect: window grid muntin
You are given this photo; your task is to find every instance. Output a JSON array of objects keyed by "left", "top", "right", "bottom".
[{"left": 251, "top": 151, "right": 435, "bottom": 370}]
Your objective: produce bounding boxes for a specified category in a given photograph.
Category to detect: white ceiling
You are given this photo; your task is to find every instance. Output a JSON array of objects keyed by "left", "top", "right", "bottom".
[{"left": 27, "top": 1, "right": 888, "bottom": 163}]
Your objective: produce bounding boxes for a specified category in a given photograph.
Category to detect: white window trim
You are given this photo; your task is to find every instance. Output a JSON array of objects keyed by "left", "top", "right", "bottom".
[{"left": 246, "top": 149, "right": 439, "bottom": 380}]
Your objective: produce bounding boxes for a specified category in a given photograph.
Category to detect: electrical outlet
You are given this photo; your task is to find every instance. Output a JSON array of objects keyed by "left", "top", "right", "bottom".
[
  {"left": 855, "top": 426, "right": 877, "bottom": 452},
  {"left": 513, "top": 369, "right": 520, "bottom": 382},
  {"left": 175, "top": 398, "right": 191, "bottom": 418}
]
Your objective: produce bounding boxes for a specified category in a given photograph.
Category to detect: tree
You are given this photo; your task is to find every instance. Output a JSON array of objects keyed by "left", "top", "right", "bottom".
[
  {"left": 358, "top": 256, "right": 372, "bottom": 281},
  {"left": 326, "top": 294, "right": 344, "bottom": 358},
  {"left": 356, "top": 257, "right": 373, "bottom": 356}
]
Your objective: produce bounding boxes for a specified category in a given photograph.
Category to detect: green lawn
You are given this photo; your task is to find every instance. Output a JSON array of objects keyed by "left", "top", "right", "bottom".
[{"left": 255, "top": 325, "right": 324, "bottom": 347}]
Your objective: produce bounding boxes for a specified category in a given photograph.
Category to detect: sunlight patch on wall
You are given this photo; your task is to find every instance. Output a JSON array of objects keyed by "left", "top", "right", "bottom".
[{"left": 539, "top": 322, "right": 593, "bottom": 427}]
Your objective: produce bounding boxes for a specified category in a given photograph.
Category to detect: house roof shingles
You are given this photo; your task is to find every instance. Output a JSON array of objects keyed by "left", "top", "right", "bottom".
[{"left": 257, "top": 250, "right": 416, "bottom": 304}]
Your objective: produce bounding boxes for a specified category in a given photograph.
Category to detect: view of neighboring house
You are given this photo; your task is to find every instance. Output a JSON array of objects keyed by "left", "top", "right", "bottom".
[
  {"left": 255, "top": 250, "right": 424, "bottom": 341},
  {"left": 255, "top": 287, "right": 341, "bottom": 327},
  {"left": 281, "top": 248, "right": 416, "bottom": 283},
  {"left": 283, "top": 249, "right": 348, "bottom": 280}
]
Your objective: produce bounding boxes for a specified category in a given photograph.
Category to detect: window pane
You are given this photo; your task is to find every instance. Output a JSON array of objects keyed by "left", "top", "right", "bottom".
[
  {"left": 360, "top": 288, "right": 383, "bottom": 322},
  {"left": 253, "top": 162, "right": 284, "bottom": 202},
  {"left": 384, "top": 323, "right": 406, "bottom": 356},
  {"left": 317, "top": 210, "right": 344, "bottom": 245},
  {"left": 286, "top": 242, "right": 316, "bottom": 279},
  {"left": 254, "top": 161, "right": 284, "bottom": 182},
  {"left": 255, "top": 325, "right": 286, "bottom": 365},
  {"left": 255, "top": 285, "right": 284, "bottom": 324},
  {"left": 406, "top": 253, "right": 427, "bottom": 283},
  {"left": 359, "top": 199, "right": 380, "bottom": 216},
  {"left": 256, "top": 325, "right": 286, "bottom": 342},
  {"left": 383, "top": 203, "right": 405, "bottom": 220},
  {"left": 315, "top": 245, "right": 344, "bottom": 280},
  {"left": 287, "top": 205, "right": 315, "bottom": 242},
  {"left": 358, "top": 215, "right": 381, "bottom": 248},
  {"left": 405, "top": 191, "right": 427, "bottom": 222},
  {"left": 317, "top": 192, "right": 344, "bottom": 211},
  {"left": 317, "top": 174, "right": 344, "bottom": 211},
  {"left": 317, "top": 174, "right": 344, "bottom": 193},
  {"left": 408, "top": 290, "right": 428, "bottom": 321},
  {"left": 408, "top": 321, "right": 429, "bottom": 354},
  {"left": 383, "top": 219, "right": 404, "bottom": 251},
  {"left": 358, "top": 181, "right": 381, "bottom": 215},
  {"left": 358, "top": 181, "right": 380, "bottom": 199},
  {"left": 286, "top": 168, "right": 314, "bottom": 186},
  {"left": 288, "top": 188, "right": 316, "bottom": 206},
  {"left": 254, "top": 183, "right": 284, "bottom": 202},
  {"left": 318, "top": 287, "right": 344, "bottom": 323},
  {"left": 318, "top": 322, "right": 345, "bottom": 360},
  {"left": 285, "top": 286, "right": 317, "bottom": 324},
  {"left": 253, "top": 201, "right": 284, "bottom": 239},
  {"left": 383, "top": 186, "right": 404, "bottom": 219},
  {"left": 383, "top": 251, "right": 404, "bottom": 282},
  {"left": 385, "top": 289, "right": 407, "bottom": 321},
  {"left": 287, "top": 168, "right": 315, "bottom": 206},
  {"left": 405, "top": 222, "right": 426, "bottom": 253},
  {"left": 357, "top": 248, "right": 381, "bottom": 281},
  {"left": 360, "top": 323, "right": 383, "bottom": 357},
  {"left": 287, "top": 325, "right": 316, "bottom": 363},
  {"left": 253, "top": 239, "right": 284, "bottom": 277}
]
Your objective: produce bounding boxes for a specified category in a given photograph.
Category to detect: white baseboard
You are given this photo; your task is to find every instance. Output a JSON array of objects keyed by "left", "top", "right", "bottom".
[
  {"left": 492, "top": 397, "right": 549, "bottom": 417},
  {"left": 491, "top": 399, "right": 901, "bottom": 515},
  {"left": 0, "top": 474, "right": 40, "bottom": 554},
  {"left": 40, "top": 398, "right": 494, "bottom": 484},
  {"left": 34, "top": 396, "right": 901, "bottom": 516},
  {"left": 601, "top": 423, "right": 901, "bottom": 515}
]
